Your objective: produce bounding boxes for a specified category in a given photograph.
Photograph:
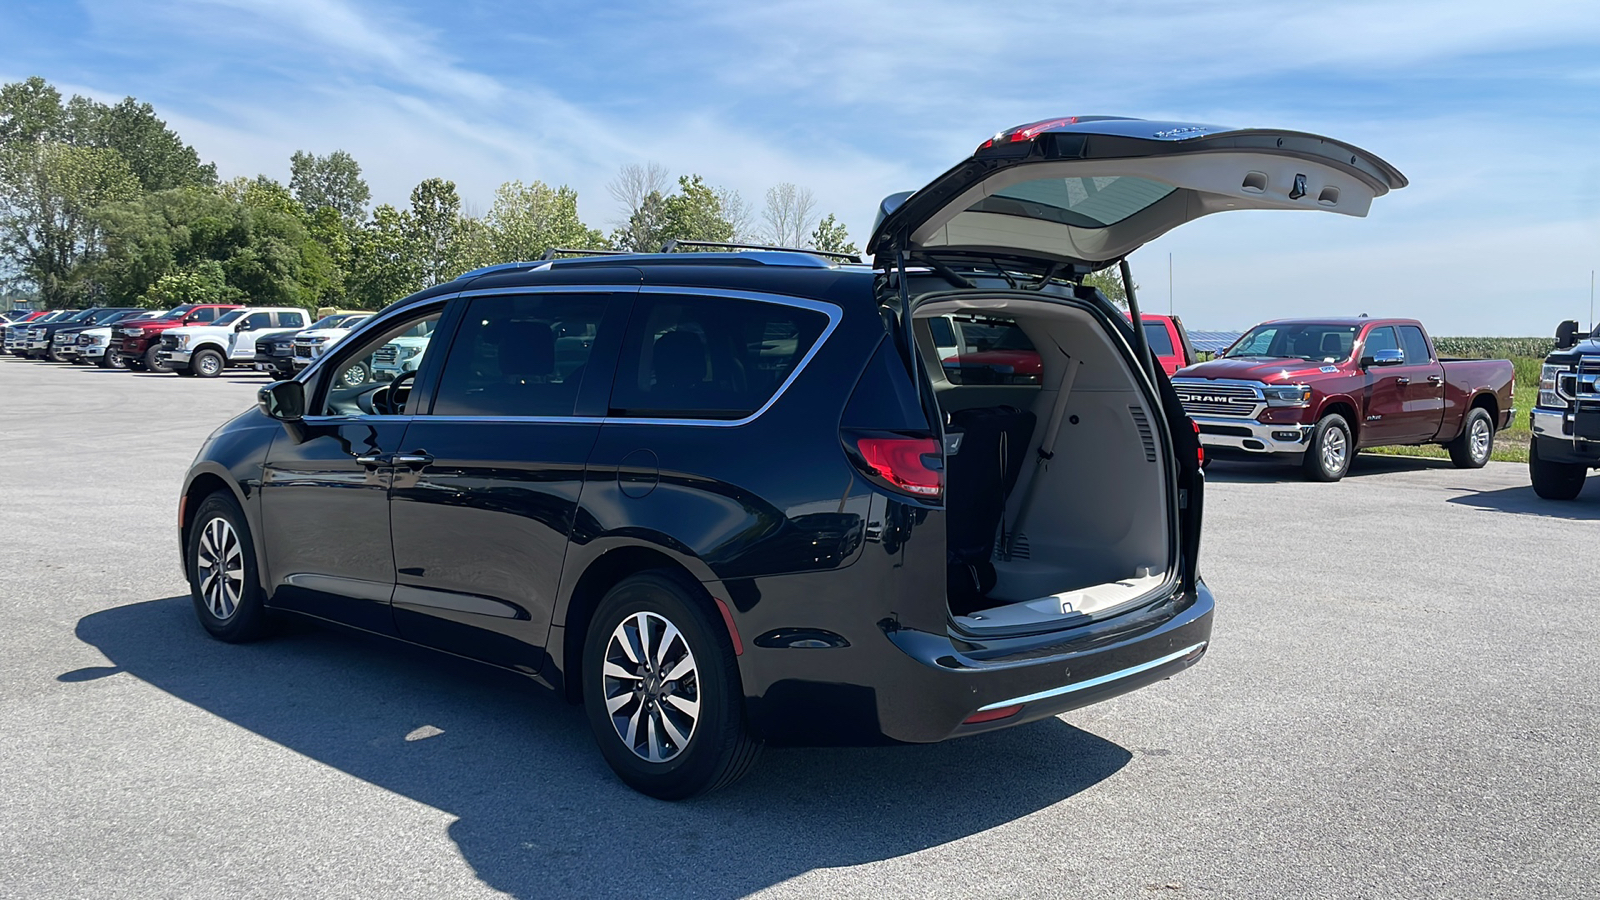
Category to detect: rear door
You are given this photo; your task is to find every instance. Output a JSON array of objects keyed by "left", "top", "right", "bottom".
[{"left": 387, "top": 287, "right": 632, "bottom": 672}]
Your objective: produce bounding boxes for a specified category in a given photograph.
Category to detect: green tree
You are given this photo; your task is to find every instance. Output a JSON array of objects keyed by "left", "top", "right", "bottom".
[
  {"left": 1083, "top": 267, "right": 1135, "bottom": 308},
  {"left": 67, "top": 95, "right": 216, "bottom": 191},
  {"left": 487, "top": 179, "right": 608, "bottom": 262},
  {"left": 612, "top": 189, "right": 666, "bottom": 252},
  {"left": 658, "top": 175, "right": 734, "bottom": 248},
  {"left": 142, "top": 259, "right": 236, "bottom": 308},
  {"left": 0, "top": 76, "right": 66, "bottom": 145},
  {"left": 408, "top": 177, "right": 461, "bottom": 286},
  {"left": 289, "top": 150, "right": 370, "bottom": 221},
  {"left": 0, "top": 142, "right": 140, "bottom": 304},
  {"left": 808, "top": 213, "right": 858, "bottom": 257},
  {"left": 347, "top": 204, "right": 420, "bottom": 308}
]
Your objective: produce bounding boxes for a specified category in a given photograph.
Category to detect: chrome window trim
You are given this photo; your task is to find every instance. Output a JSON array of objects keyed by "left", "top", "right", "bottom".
[{"left": 306, "top": 283, "right": 842, "bottom": 429}]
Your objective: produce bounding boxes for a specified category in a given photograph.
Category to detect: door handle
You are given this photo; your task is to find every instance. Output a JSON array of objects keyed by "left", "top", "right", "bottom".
[
  {"left": 392, "top": 453, "right": 434, "bottom": 468},
  {"left": 1395, "top": 377, "right": 1411, "bottom": 386},
  {"left": 354, "top": 453, "right": 390, "bottom": 467},
  {"left": 1426, "top": 375, "right": 1443, "bottom": 385}
]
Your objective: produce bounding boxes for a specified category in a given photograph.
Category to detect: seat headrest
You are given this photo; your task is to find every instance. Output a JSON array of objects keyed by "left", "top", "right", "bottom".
[
  {"left": 1320, "top": 332, "right": 1345, "bottom": 356},
  {"left": 653, "top": 330, "right": 707, "bottom": 390}
]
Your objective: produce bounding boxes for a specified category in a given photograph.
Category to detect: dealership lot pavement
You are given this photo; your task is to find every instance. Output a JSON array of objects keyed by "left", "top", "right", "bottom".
[{"left": 2, "top": 355, "right": 1596, "bottom": 900}]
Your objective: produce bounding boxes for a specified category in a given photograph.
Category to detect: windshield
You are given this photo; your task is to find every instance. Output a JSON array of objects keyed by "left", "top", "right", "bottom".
[
  {"left": 156, "top": 306, "right": 194, "bottom": 321},
  {"left": 310, "top": 314, "right": 368, "bottom": 330},
  {"left": 1224, "top": 323, "right": 1358, "bottom": 362},
  {"left": 64, "top": 309, "right": 98, "bottom": 322},
  {"left": 212, "top": 310, "right": 246, "bottom": 326}
]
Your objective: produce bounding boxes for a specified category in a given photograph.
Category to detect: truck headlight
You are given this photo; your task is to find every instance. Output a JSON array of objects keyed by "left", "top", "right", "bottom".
[
  {"left": 175, "top": 334, "right": 191, "bottom": 348},
  {"left": 1539, "top": 363, "right": 1567, "bottom": 409},
  {"left": 1264, "top": 384, "right": 1312, "bottom": 407},
  {"left": 400, "top": 345, "right": 422, "bottom": 360}
]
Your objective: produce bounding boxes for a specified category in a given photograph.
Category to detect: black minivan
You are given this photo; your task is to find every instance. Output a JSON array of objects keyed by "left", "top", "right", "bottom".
[{"left": 181, "top": 117, "right": 1405, "bottom": 798}]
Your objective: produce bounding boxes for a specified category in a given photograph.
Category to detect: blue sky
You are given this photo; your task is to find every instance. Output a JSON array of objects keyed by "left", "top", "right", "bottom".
[{"left": 7, "top": 0, "right": 1600, "bottom": 334}]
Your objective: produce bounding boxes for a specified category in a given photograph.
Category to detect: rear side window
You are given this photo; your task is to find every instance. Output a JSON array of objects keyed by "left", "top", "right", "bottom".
[
  {"left": 942, "top": 315, "right": 1040, "bottom": 385},
  {"left": 1399, "top": 325, "right": 1431, "bottom": 365},
  {"left": 611, "top": 294, "right": 829, "bottom": 419},
  {"left": 431, "top": 294, "right": 609, "bottom": 418},
  {"left": 1142, "top": 321, "right": 1175, "bottom": 357},
  {"left": 278, "top": 311, "right": 306, "bottom": 328},
  {"left": 927, "top": 316, "right": 957, "bottom": 347}
]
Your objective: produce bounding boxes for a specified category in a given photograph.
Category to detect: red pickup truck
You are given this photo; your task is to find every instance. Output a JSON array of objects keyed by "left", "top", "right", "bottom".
[
  {"left": 1173, "top": 317, "right": 1515, "bottom": 481},
  {"left": 110, "top": 303, "right": 241, "bottom": 371},
  {"left": 936, "top": 312, "right": 1195, "bottom": 382}
]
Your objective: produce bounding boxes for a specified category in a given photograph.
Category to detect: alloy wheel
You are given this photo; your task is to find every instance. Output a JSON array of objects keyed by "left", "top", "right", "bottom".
[
  {"left": 1321, "top": 426, "right": 1347, "bottom": 475},
  {"left": 602, "top": 611, "right": 701, "bottom": 763},
  {"left": 196, "top": 517, "right": 244, "bottom": 620},
  {"left": 1470, "top": 416, "right": 1491, "bottom": 463}
]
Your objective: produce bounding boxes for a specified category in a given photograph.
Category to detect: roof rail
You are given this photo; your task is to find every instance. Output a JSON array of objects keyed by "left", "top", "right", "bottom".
[
  {"left": 659, "top": 239, "right": 864, "bottom": 264},
  {"left": 453, "top": 260, "right": 550, "bottom": 280},
  {"left": 539, "top": 247, "right": 631, "bottom": 260}
]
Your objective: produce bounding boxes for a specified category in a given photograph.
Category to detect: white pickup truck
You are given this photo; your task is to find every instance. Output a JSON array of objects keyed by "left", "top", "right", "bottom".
[{"left": 155, "top": 307, "right": 309, "bottom": 377}]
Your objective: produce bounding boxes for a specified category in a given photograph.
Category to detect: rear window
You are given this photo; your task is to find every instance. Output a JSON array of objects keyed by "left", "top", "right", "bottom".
[
  {"left": 975, "top": 176, "right": 1177, "bottom": 228},
  {"left": 611, "top": 294, "right": 830, "bottom": 419},
  {"left": 1142, "top": 321, "right": 1175, "bottom": 357},
  {"left": 940, "top": 315, "right": 1041, "bottom": 386}
]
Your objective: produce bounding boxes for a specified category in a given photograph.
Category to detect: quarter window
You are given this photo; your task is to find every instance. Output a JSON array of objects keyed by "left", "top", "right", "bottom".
[
  {"left": 430, "top": 294, "right": 609, "bottom": 418},
  {"left": 1142, "top": 321, "right": 1175, "bottom": 357},
  {"left": 611, "top": 294, "right": 829, "bottom": 419}
]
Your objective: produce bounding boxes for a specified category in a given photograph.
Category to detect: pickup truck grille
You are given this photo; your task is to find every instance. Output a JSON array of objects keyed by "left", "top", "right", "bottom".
[
  {"left": 1172, "top": 380, "right": 1264, "bottom": 418},
  {"left": 292, "top": 340, "right": 315, "bottom": 360},
  {"left": 373, "top": 346, "right": 399, "bottom": 365},
  {"left": 160, "top": 334, "right": 182, "bottom": 350}
]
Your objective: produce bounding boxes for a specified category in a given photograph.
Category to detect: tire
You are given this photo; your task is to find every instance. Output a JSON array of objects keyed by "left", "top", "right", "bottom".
[
  {"left": 192, "top": 348, "right": 225, "bottom": 378},
  {"left": 143, "top": 345, "right": 168, "bottom": 372},
  {"left": 1447, "top": 407, "right": 1495, "bottom": 469},
  {"left": 337, "top": 360, "right": 370, "bottom": 389},
  {"left": 97, "top": 352, "right": 125, "bottom": 370},
  {"left": 1302, "top": 413, "right": 1353, "bottom": 482},
  {"left": 175, "top": 365, "right": 196, "bottom": 376},
  {"left": 582, "top": 571, "right": 762, "bottom": 800},
  {"left": 1529, "top": 438, "right": 1587, "bottom": 501},
  {"left": 185, "top": 491, "right": 271, "bottom": 642},
  {"left": 49, "top": 347, "right": 69, "bottom": 363}
]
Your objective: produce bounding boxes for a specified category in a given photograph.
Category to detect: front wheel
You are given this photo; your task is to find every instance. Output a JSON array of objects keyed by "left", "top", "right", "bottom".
[
  {"left": 186, "top": 491, "right": 271, "bottom": 642},
  {"left": 143, "top": 345, "right": 168, "bottom": 372},
  {"left": 582, "top": 572, "right": 762, "bottom": 800},
  {"left": 1529, "top": 438, "right": 1587, "bottom": 500},
  {"left": 338, "top": 360, "right": 370, "bottom": 389},
  {"left": 1302, "top": 414, "right": 1353, "bottom": 482},
  {"left": 1447, "top": 407, "right": 1495, "bottom": 469},
  {"left": 192, "top": 348, "right": 224, "bottom": 378}
]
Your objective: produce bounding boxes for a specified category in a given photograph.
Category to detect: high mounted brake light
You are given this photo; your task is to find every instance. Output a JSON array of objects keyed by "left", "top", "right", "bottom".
[{"left": 978, "top": 117, "right": 1081, "bottom": 150}]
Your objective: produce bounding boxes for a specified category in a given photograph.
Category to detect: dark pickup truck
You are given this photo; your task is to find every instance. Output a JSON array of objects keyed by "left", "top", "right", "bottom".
[
  {"left": 1528, "top": 319, "right": 1600, "bottom": 499},
  {"left": 1173, "top": 317, "right": 1515, "bottom": 481}
]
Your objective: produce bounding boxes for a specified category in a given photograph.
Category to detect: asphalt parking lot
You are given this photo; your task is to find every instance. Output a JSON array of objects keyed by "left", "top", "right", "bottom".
[{"left": 2, "top": 355, "right": 1596, "bottom": 900}]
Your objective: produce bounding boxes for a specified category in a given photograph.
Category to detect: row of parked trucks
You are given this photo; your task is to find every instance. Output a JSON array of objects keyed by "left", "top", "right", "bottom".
[
  {"left": 0, "top": 304, "right": 417, "bottom": 384},
  {"left": 4, "top": 300, "right": 1593, "bottom": 498}
]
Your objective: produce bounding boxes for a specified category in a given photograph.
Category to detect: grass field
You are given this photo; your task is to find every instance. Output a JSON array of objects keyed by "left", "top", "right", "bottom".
[{"left": 1366, "top": 354, "right": 1542, "bottom": 464}]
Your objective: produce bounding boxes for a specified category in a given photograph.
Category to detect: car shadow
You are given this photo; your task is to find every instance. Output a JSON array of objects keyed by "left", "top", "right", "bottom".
[
  {"left": 1203, "top": 452, "right": 1456, "bottom": 484},
  {"left": 1447, "top": 483, "right": 1600, "bottom": 520},
  {"left": 76, "top": 597, "right": 1131, "bottom": 899}
]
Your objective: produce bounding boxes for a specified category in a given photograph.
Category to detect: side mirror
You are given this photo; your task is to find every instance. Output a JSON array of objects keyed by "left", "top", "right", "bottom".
[
  {"left": 258, "top": 380, "right": 305, "bottom": 421},
  {"left": 1556, "top": 320, "right": 1581, "bottom": 350},
  {"left": 1360, "top": 349, "right": 1404, "bottom": 368}
]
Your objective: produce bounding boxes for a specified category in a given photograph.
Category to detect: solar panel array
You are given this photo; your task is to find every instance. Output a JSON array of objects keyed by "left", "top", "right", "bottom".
[{"left": 1186, "top": 330, "right": 1243, "bottom": 354}]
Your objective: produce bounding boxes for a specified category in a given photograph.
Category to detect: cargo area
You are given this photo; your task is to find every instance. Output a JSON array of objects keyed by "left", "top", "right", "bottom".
[{"left": 913, "top": 292, "right": 1174, "bottom": 633}]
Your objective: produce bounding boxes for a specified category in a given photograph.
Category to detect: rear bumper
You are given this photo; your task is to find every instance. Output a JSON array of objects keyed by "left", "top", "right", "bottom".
[
  {"left": 1193, "top": 415, "right": 1312, "bottom": 455},
  {"left": 746, "top": 580, "right": 1214, "bottom": 745}
]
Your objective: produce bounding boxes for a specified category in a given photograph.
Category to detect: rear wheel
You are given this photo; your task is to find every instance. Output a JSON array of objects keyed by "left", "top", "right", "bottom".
[
  {"left": 1447, "top": 407, "right": 1494, "bottom": 468},
  {"left": 192, "top": 348, "right": 224, "bottom": 378},
  {"left": 1301, "top": 414, "right": 1353, "bottom": 482},
  {"left": 186, "top": 491, "right": 271, "bottom": 642},
  {"left": 582, "top": 571, "right": 761, "bottom": 800},
  {"left": 1529, "top": 438, "right": 1587, "bottom": 500},
  {"left": 143, "top": 345, "right": 168, "bottom": 372}
]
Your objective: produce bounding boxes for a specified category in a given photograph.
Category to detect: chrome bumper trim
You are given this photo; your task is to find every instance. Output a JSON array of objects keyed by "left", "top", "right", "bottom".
[{"left": 977, "top": 642, "right": 1210, "bottom": 711}]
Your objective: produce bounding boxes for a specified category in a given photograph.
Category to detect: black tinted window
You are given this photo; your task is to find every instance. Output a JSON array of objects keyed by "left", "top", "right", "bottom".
[
  {"left": 190, "top": 308, "right": 219, "bottom": 323},
  {"left": 279, "top": 311, "right": 306, "bottom": 328},
  {"left": 431, "top": 294, "right": 608, "bottom": 417},
  {"left": 942, "top": 316, "right": 1040, "bottom": 386},
  {"left": 612, "top": 295, "right": 829, "bottom": 419},
  {"left": 927, "top": 316, "right": 957, "bottom": 346},
  {"left": 1142, "top": 321, "right": 1175, "bottom": 356},
  {"left": 1399, "top": 326, "right": 1431, "bottom": 365},
  {"left": 243, "top": 312, "right": 272, "bottom": 330}
]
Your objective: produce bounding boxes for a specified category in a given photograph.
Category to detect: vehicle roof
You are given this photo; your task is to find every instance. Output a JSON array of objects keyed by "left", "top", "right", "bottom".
[
  {"left": 386, "top": 252, "right": 880, "bottom": 315},
  {"left": 1253, "top": 317, "right": 1422, "bottom": 328}
]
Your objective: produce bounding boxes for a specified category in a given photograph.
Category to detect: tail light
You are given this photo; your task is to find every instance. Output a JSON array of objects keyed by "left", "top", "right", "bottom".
[
  {"left": 1191, "top": 418, "right": 1204, "bottom": 467},
  {"left": 842, "top": 430, "right": 942, "bottom": 500}
]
